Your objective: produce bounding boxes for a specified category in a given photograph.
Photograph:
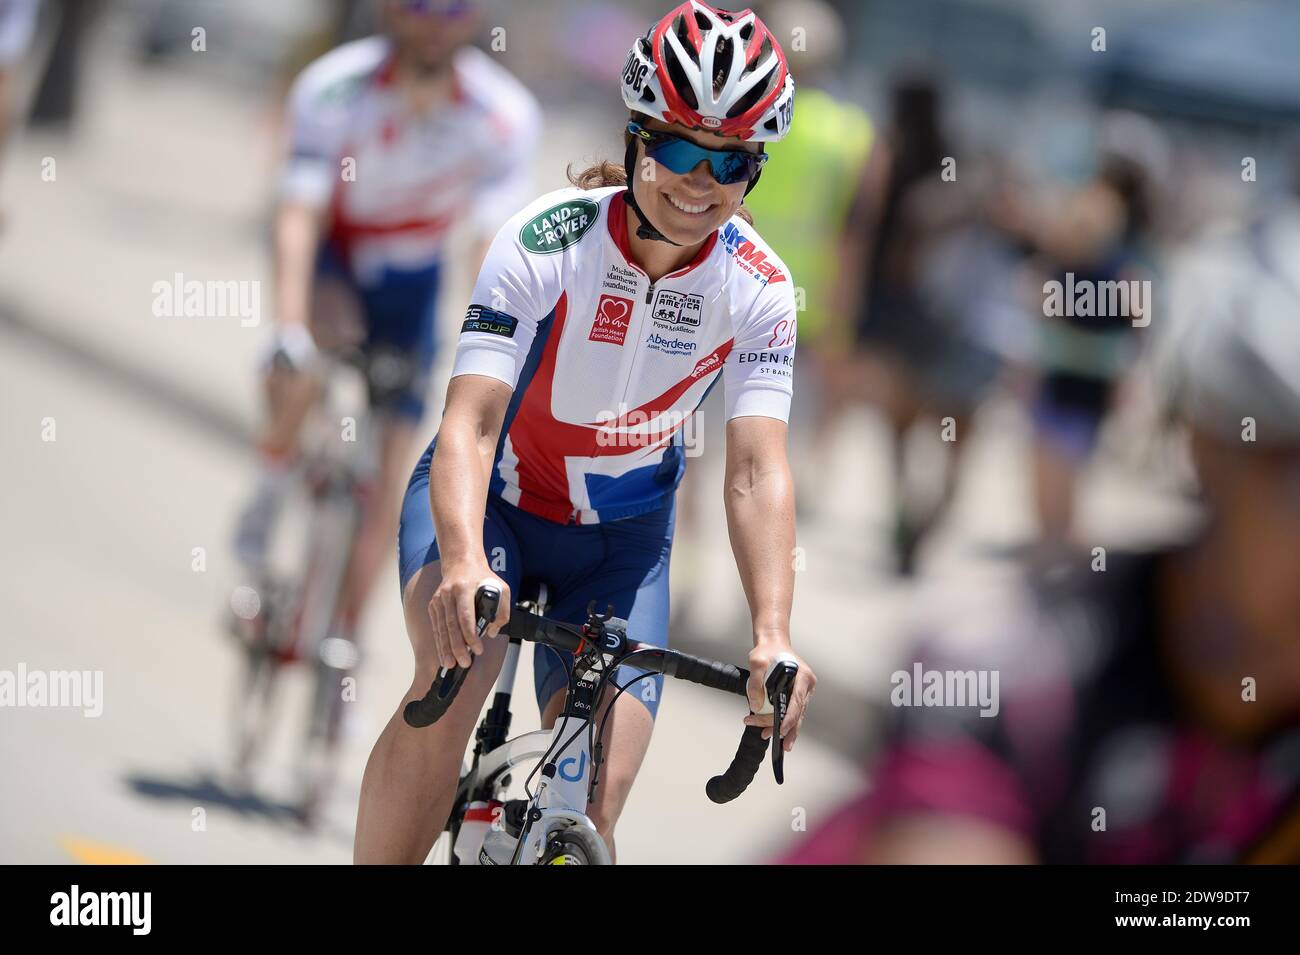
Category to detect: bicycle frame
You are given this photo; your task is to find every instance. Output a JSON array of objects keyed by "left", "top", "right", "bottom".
[
  {"left": 450, "top": 616, "right": 611, "bottom": 865},
  {"left": 424, "top": 584, "right": 795, "bottom": 864}
]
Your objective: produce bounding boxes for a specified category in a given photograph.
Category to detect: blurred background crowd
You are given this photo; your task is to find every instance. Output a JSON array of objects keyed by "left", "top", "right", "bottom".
[{"left": 2, "top": 0, "right": 1298, "bottom": 864}]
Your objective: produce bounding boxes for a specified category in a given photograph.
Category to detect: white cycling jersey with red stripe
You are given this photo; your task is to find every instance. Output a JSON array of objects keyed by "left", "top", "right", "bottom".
[
  {"left": 450, "top": 185, "right": 797, "bottom": 525},
  {"left": 280, "top": 36, "right": 539, "bottom": 284}
]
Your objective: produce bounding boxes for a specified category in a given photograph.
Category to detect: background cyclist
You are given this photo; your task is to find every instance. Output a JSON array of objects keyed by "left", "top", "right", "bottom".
[
  {"left": 231, "top": 0, "right": 541, "bottom": 664},
  {"left": 354, "top": 1, "right": 816, "bottom": 864}
]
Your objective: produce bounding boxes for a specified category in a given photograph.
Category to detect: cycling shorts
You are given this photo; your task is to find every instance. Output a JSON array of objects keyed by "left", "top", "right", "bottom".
[
  {"left": 315, "top": 242, "right": 439, "bottom": 421},
  {"left": 397, "top": 440, "right": 675, "bottom": 719}
]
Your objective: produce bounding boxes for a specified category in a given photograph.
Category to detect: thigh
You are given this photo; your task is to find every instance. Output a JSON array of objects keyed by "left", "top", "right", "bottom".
[
  {"left": 361, "top": 264, "right": 440, "bottom": 422},
  {"left": 397, "top": 445, "right": 523, "bottom": 603},
  {"left": 532, "top": 505, "right": 675, "bottom": 721}
]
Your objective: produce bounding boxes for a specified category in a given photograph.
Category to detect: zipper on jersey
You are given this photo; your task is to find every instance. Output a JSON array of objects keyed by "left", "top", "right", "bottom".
[{"left": 644, "top": 281, "right": 655, "bottom": 304}]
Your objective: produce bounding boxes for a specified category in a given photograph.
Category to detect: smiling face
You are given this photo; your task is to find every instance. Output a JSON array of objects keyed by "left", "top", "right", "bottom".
[{"left": 630, "top": 118, "right": 762, "bottom": 245}]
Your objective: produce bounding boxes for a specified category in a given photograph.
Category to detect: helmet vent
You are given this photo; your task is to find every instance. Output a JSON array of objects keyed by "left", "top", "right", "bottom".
[
  {"left": 727, "top": 65, "right": 771, "bottom": 117},
  {"left": 674, "top": 15, "right": 700, "bottom": 63},
  {"left": 739, "top": 22, "right": 754, "bottom": 41},
  {"left": 714, "top": 37, "right": 736, "bottom": 96},
  {"left": 664, "top": 43, "right": 699, "bottom": 110},
  {"left": 694, "top": 10, "right": 712, "bottom": 30}
]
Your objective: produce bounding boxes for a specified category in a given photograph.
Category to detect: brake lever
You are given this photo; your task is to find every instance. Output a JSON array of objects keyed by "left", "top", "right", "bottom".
[{"left": 756, "top": 653, "right": 799, "bottom": 785}]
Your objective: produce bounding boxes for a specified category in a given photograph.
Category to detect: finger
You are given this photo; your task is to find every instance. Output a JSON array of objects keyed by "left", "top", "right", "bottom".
[
  {"left": 782, "top": 687, "right": 813, "bottom": 737},
  {"left": 744, "top": 713, "right": 773, "bottom": 727},
  {"left": 458, "top": 596, "right": 483, "bottom": 658},
  {"left": 745, "top": 674, "right": 766, "bottom": 714},
  {"left": 449, "top": 585, "right": 477, "bottom": 666},
  {"left": 785, "top": 716, "right": 804, "bottom": 751},
  {"left": 487, "top": 580, "right": 511, "bottom": 639},
  {"left": 429, "top": 596, "right": 454, "bottom": 670}
]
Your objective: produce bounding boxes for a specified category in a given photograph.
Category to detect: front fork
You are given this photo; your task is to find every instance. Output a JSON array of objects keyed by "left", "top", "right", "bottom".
[{"left": 516, "top": 659, "right": 609, "bottom": 864}]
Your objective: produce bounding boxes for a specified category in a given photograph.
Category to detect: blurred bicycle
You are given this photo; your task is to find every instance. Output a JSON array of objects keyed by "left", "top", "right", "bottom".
[{"left": 228, "top": 345, "right": 416, "bottom": 825}]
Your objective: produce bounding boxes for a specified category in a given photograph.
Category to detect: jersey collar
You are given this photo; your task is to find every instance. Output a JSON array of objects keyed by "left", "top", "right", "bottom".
[{"left": 607, "top": 189, "right": 720, "bottom": 280}]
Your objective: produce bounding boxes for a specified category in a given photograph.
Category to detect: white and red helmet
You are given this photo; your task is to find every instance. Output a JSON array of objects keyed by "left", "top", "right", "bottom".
[{"left": 621, "top": 2, "right": 795, "bottom": 143}]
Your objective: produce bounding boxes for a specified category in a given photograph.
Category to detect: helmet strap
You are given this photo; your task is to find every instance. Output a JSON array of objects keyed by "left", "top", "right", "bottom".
[{"left": 622, "top": 135, "right": 683, "bottom": 246}]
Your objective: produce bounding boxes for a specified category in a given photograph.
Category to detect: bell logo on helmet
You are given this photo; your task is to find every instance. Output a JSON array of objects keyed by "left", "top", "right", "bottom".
[
  {"left": 700, "top": 117, "right": 722, "bottom": 129},
  {"left": 520, "top": 198, "right": 599, "bottom": 255}
]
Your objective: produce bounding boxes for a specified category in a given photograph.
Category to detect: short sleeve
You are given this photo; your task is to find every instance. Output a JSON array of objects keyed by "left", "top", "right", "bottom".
[
  {"left": 723, "top": 280, "right": 798, "bottom": 421},
  {"left": 278, "top": 71, "right": 348, "bottom": 207},
  {"left": 470, "top": 100, "right": 542, "bottom": 238},
  {"left": 449, "top": 200, "right": 562, "bottom": 388}
]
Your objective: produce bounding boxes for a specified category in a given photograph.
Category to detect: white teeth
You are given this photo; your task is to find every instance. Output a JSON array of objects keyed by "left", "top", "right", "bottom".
[{"left": 667, "top": 195, "right": 710, "bottom": 215}]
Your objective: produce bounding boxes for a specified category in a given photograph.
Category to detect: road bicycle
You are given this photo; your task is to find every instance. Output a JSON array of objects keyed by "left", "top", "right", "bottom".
[
  {"left": 405, "top": 583, "right": 799, "bottom": 865},
  {"left": 229, "top": 346, "right": 417, "bottom": 824}
]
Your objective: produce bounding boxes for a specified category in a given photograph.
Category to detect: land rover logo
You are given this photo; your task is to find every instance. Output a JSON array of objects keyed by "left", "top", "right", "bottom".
[{"left": 520, "top": 198, "right": 599, "bottom": 254}]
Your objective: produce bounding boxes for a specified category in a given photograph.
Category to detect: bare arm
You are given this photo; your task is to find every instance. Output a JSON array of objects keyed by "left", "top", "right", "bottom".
[
  {"left": 272, "top": 199, "right": 326, "bottom": 332},
  {"left": 724, "top": 415, "right": 816, "bottom": 748},
  {"left": 426, "top": 373, "right": 513, "bottom": 667}
]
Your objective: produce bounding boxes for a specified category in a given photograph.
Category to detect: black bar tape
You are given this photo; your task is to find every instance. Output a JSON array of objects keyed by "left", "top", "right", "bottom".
[
  {"left": 403, "top": 665, "right": 469, "bottom": 728},
  {"left": 705, "top": 725, "right": 770, "bottom": 804},
  {"left": 666, "top": 652, "right": 749, "bottom": 695}
]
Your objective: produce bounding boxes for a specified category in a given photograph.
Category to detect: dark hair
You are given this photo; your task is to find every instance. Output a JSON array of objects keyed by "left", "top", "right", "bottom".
[{"left": 565, "top": 114, "right": 755, "bottom": 226}]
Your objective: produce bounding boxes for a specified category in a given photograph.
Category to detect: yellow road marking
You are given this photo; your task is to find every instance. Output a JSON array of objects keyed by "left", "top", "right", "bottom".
[{"left": 59, "top": 837, "right": 155, "bottom": 865}]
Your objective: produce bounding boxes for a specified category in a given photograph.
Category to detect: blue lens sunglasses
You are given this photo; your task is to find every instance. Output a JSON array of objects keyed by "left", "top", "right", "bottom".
[{"left": 628, "top": 122, "right": 769, "bottom": 186}]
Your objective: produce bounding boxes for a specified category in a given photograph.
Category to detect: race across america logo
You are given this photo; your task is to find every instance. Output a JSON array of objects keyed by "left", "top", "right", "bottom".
[
  {"left": 589, "top": 294, "right": 633, "bottom": 345},
  {"left": 720, "top": 223, "right": 788, "bottom": 284}
]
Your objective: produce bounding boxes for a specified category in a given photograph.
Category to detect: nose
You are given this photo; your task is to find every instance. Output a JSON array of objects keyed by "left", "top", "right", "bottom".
[{"left": 682, "top": 159, "right": 716, "bottom": 190}]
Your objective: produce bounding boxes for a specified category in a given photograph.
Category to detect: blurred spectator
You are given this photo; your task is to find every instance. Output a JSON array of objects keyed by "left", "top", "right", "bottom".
[
  {"left": 835, "top": 72, "right": 999, "bottom": 574},
  {"left": 781, "top": 201, "right": 1300, "bottom": 864},
  {"left": 1024, "top": 111, "right": 1168, "bottom": 552},
  {"left": 742, "top": 0, "right": 873, "bottom": 514},
  {"left": 0, "top": 0, "right": 39, "bottom": 202},
  {"left": 27, "top": 0, "right": 104, "bottom": 130}
]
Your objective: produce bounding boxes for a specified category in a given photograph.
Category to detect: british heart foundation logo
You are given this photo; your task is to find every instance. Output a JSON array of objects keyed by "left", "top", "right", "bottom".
[{"left": 589, "top": 294, "right": 634, "bottom": 345}]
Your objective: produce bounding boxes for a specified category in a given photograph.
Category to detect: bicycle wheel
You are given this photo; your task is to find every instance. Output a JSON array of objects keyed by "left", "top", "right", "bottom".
[
  {"left": 231, "top": 642, "right": 275, "bottom": 782},
  {"left": 540, "top": 830, "right": 598, "bottom": 865}
]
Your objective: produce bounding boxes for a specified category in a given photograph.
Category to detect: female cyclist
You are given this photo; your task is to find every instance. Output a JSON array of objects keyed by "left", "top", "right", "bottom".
[{"left": 354, "top": 2, "right": 816, "bottom": 863}]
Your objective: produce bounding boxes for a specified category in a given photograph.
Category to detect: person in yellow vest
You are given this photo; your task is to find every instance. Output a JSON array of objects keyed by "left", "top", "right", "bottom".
[{"left": 745, "top": 0, "right": 873, "bottom": 512}]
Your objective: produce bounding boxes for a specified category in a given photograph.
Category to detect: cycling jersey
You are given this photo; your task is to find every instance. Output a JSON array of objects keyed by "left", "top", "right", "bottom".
[
  {"left": 448, "top": 185, "right": 798, "bottom": 525},
  {"left": 281, "top": 36, "right": 540, "bottom": 284}
]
